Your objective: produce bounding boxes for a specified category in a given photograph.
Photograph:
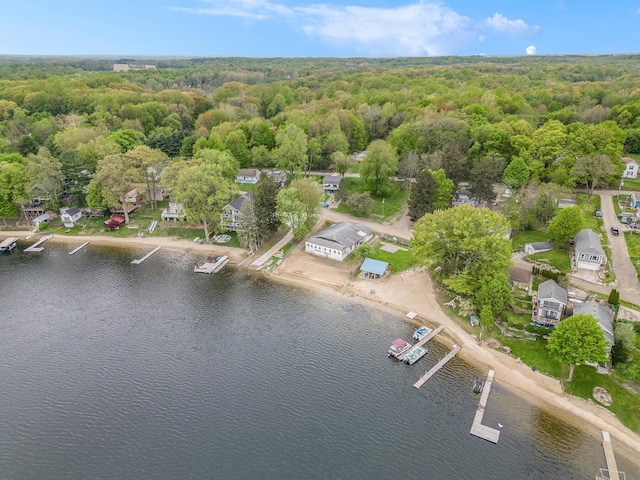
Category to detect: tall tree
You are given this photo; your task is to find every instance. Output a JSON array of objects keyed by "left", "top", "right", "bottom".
[
  {"left": 470, "top": 155, "right": 505, "bottom": 202},
  {"left": 359, "top": 140, "right": 398, "bottom": 196},
  {"left": 331, "top": 151, "right": 353, "bottom": 178},
  {"left": 253, "top": 176, "right": 280, "bottom": 237},
  {"left": 474, "top": 272, "right": 513, "bottom": 316},
  {"left": 502, "top": 156, "right": 530, "bottom": 189},
  {"left": 92, "top": 153, "right": 143, "bottom": 224},
  {"left": 411, "top": 205, "right": 512, "bottom": 295},
  {"left": 548, "top": 206, "right": 584, "bottom": 244},
  {"left": 408, "top": 168, "right": 438, "bottom": 221},
  {"left": 125, "top": 146, "right": 169, "bottom": 210},
  {"left": 173, "top": 162, "right": 234, "bottom": 242},
  {"left": 237, "top": 195, "right": 262, "bottom": 252},
  {"left": 289, "top": 178, "right": 323, "bottom": 229},
  {"left": 0, "top": 161, "right": 29, "bottom": 217},
  {"left": 570, "top": 154, "right": 618, "bottom": 200},
  {"left": 431, "top": 168, "right": 454, "bottom": 210},
  {"left": 397, "top": 151, "right": 420, "bottom": 192},
  {"left": 547, "top": 314, "right": 609, "bottom": 381},
  {"left": 274, "top": 124, "right": 308, "bottom": 179},
  {"left": 26, "top": 148, "right": 64, "bottom": 210},
  {"left": 276, "top": 187, "right": 309, "bottom": 239}
]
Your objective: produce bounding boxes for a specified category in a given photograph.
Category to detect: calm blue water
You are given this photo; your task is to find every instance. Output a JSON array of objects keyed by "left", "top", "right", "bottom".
[{"left": 0, "top": 241, "right": 638, "bottom": 479}]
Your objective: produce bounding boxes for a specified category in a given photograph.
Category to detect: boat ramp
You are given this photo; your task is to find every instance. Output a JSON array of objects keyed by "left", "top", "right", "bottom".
[
  {"left": 0, "top": 237, "right": 18, "bottom": 252},
  {"left": 24, "top": 234, "right": 53, "bottom": 252},
  {"left": 469, "top": 369, "right": 501, "bottom": 444},
  {"left": 131, "top": 246, "right": 161, "bottom": 264},
  {"left": 413, "top": 344, "right": 461, "bottom": 388},
  {"left": 194, "top": 255, "right": 229, "bottom": 274}
]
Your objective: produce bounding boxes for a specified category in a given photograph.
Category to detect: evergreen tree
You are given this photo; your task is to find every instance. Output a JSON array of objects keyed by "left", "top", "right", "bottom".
[{"left": 408, "top": 168, "right": 438, "bottom": 221}]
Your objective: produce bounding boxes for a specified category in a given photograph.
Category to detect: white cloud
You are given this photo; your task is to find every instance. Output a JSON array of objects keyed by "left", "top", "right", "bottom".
[
  {"left": 526, "top": 45, "right": 537, "bottom": 55},
  {"left": 171, "top": 1, "right": 538, "bottom": 55},
  {"left": 485, "top": 13, "right": 539, "bottom": 35}
]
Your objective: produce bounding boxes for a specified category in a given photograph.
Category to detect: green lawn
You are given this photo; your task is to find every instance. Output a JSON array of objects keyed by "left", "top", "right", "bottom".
[
  {"left": 528, "top": 248, "right": 572, "bottom": 273},
  {"left": 625, "top": 230, "right": 640, "bottom": 280},
  {"left": 575, "top": 193, "right": 603, "bottom": 232},
  {"left": 621, "top": 177, "right": 640, "bottom": 192},
  {"left": 565, "top": 365, "right": 640, "bottom": 433},
  {"left": 499, "top": 336, "right": 567, "bottom": 379},
  {"left": 511, "top": 230, "right": 552, "bottom": 251},
  {"left": 366, "top": 243, "right": 413, "bottom": 272},
  {"left": 335, "top": 177, "right": 406, "bottom": 220}
]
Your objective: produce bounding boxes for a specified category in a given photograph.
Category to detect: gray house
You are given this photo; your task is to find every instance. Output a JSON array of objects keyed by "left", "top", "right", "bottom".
[
  {"left": 323, "top": 175, "right": 342, "bottom": 194},
  {"left": 220, "top": 193, "right": 250, "bottom": 231},
  {"left": 574, "top": 228, "right": 605, "bottom": 271},
  {"left": 524, "top": 241, "right": 553, "bottom": 255},
  {"left": 573, "top": 302, "right": 615, "bottom": 358},
  {"left": 305, "top": 222, "right": 374, "bottom": 261},
  {"left": 533, "top": 279, "right": 567, "bottom": 327}
]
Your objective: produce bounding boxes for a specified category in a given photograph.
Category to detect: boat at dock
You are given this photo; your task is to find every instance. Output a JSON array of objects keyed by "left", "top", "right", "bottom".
[
  {"left": 412, "top": 326, "right": 432, "bottom": 341},
  {"left": 388, "top": 338, "right": 411, "bottom": 358},
  {"left": 473, "top": 378, "right": 484, "bottom": 394},
  {"left": 0, "top": 237, "right": 19, "bottom": 252},
  {"left": 403, "top": 346, "right": 427, "bottom": 365}
]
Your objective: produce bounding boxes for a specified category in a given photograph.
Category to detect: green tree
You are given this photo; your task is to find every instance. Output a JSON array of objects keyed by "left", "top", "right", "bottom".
[
  {"left": 331, "top": 151, "right": 353, "bottom": 178},
  {"left": 25, "top": 148, "right": 64, "bottom": 210},
  {"left": 502, "top": 157, "right": 530, "bottom": 189},
  {"left": 107, "top": 129, "right": 142, "bottom": 153},
  {"left": 570, "top": 154, "right": 618, "bottom": 200},
  {"left": 547, "top": 206, "right": 584, "bottom": 243},
  {"left": 346, "top": 192, "right": 375, "bottom": 216},
  {"left": 276, "top": 187, "right": 308, "bottom": 239},
  {"left": 480, "top": 305, "right": 494, "bottom": 329},
  {"left": 173, "top": 162, "right": 234, "bottom": 242},
  {"left": 253, "top": 176, "right": 280, "bottom": 237},
  {"left": 360, "top": 140, "right": 398, "bottom": 196},
  {"left": 0, "top": 161, "right": 29, "bottom": 217},
  {"left": 411, "top": 205, "right": 512, "bottom": 295},
  {"left": 613, "top": 321, "right": 635, "bottom": 360},
  {"left": 547, "top": 314, "right": 609, "bottom": 381},
  {"left": 430, "top": 168, "right": 454, "bottom": 210},
  {"left": 470, "top": 155, "right": 505, "bottom": 202},
  {"left": 92, "top": 153, "right": 143, "bottom": 224},
  {"left": 224, "top": 130, "right": 250, "bottom": 168},
  {"left": 474, "top": 272, "right": 513, "bottom": 315},
  {"left": 237, "top": 194, "right": 262, "bottom": 252},
  {"left": 275, "top": 124, "right": 308, "bottom": 179},
  {"left": 289, "top": 177, "right": 322, "bottom": 229},
  {"left": 408, "top": 168, "right": 438, "bottom": 221},
  {"left": 608, "top": 288, "right": 620, "bottom": 305}
]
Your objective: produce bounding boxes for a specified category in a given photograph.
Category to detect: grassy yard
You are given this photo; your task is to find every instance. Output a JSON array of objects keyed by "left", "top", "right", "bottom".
[
  {"left": 575, "top": 193, "right": 603, "bottom": 232},
  {"left": 564, "top": 365, "right": 640, "bottom": 433},
  {"left": 511, "top": 230, "right": 552, "bottom": 251},
  {"left": 335, "top": 177, "right": 406, "bottom": 221},
  {"left": 527, "top": 248, "right": 572, "bottom": 273},
  {"left": 498, "top": 336, "right": 567, "bottom": 379},
  {"left": 367, "top": 242, "right": 413, "bottom": 272},
  {"left": 625, "top": 230, "right": 640, "bottom": 280}
]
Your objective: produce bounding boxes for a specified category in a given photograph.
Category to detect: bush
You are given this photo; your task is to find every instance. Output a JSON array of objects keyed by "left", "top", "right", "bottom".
[
  {"left": 346, "top": 192, "right": 374, "bottom": 216},
  {"left": 608, "top": 288, "right": 620, "bottom": 305},
  {"left": 525, "top": 324, "right": 536, "bottom": 333}
]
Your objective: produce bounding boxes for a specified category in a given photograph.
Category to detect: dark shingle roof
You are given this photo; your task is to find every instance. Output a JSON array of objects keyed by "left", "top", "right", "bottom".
[
  {"left": 538, "top": 279, "right": 567, "bottom": 305},
  {"left": 229, "top": 192, "right": 250, "bottom": 211},
  {"left": 308, "top": 222, "right": 373, "bottom": 249},
  {"left": 574, "top": 229, "right": 604, "bottom": 256}
]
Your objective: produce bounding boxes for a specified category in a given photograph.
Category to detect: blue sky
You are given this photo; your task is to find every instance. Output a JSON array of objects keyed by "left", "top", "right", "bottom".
[{"left": 1, "top": 0, "right": 639, "bottom": 56}]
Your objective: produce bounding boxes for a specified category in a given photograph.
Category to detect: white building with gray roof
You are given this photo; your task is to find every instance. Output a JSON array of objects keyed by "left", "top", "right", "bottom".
[
  {"left": 533, "top": 279, "right": 567, "bottom": 327},
  {"left": 574, "top": 228, "right": 605, "bottom": 271},
  {"left": 305, "top": 222, "right": 374, "bottom": 261},
  {"left": 573, "top": 302, "right": 615, "bottom": 355}
]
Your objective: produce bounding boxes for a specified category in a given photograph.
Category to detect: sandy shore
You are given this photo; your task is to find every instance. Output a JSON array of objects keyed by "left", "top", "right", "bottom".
[{"left": 4, "top": 229, "right": 640, "bottom": 456}]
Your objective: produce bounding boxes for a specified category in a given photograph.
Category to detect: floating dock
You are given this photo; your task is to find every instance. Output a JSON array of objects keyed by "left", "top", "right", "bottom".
[
  {"left": 131, "top": 245, "right": 161, "bottom": 264},
  {"left": 394, "top": 325, "right": 445, "bottom": 361},
  {"left": 469, "top": 369, "right": 500, "bottom": 444},
  {"left": 68, "top": 241, "right": 90, "bottom": 255},
  {"left": 24, "top": 234, "right": 53, "bottom": 252},
  {"left": 596, "top": 431, "right": 623, "bottom": 480},
  {"left": 194, "top": 255, "right": 229, "bottom": 274},
  {"left": 0, "top": 237, "right": 19, "bottom": 252},
  {"left": 413, "top": 344, "right": 461, "bottom": 388}
]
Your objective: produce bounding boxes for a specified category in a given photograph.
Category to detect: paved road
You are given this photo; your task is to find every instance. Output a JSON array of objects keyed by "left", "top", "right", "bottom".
[{"left": 597, "top": 190, "right": 640, "bottom": 298}]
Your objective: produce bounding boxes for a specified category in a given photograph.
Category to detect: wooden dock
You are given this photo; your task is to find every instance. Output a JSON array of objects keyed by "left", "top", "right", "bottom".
[
  {"left": 396, "top": 325, "right": 444, "bottom": 361},
  {"left": 131, "top": 246, "right": 161, "bottom": 264},
  {"left": 194, "top": 255, "right": 230, "bottom": 274},
  {"left": 24, "top": 234, "right": 53, "bottom": 252},
  {"left": 0, "top": 237, "right": 19, "bottom": 252},
  {"left": 598, "top": 431, "right": 622, "bottom": 480},
  {"left": 469, "top": 369, "right": 500, "bottom": 444},
  {"left": 413, "top": 344, "right": 461, "bottom": 388},
  {"left": 69, "top": 241, "right": 90, "bottom": 255}
]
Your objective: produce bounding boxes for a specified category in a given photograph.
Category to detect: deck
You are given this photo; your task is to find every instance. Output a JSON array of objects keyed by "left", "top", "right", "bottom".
[
  {"left": 469, "top": 369, "right": 500, "bottom": 444},
  {"left": 413, "top": 344, "right": 460, "bottom": 388},
  {"left": 24, "top": 234, "right": 53, "bottom": 252},
  {"left": 395, "top": 325, "right": 444, "bottom": 361},
  {"left": 194, "top": 256, "right": 230, "bottom": 274},
  {"left": 131, "top": 246, "right": 161, "bottom": 264},
  {"left": 0, "top": 237, "right": 18, "bottom": 251}
]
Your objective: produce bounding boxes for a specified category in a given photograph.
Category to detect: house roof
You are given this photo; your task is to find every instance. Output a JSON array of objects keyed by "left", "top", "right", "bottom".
[
  {"left": 574, "top": 229, "right": 604, "bottom": 256},
  {"left": 573, "top": 302, "right": 615, "bottom": 347},
  {"left": 65, "top": 206, "right": 81, "bottom": 216},
  {"left": 526, "top": 241, "right": 553, "bottom": 252},
  {"left": 620, "top": 156, "right": 638, "bottom": 164},
  {"left": 360, "top": 258, "right": 389, "bottom": 276},
  {"left": 228, "top": 192, "right": 251, "bottom": 211},
  {"left": 323, "top": 175, "right": 342, "bottom": 184},
  {"left": 538, "top": 279, "right": 567, "bottom": 305},
  {"left": 238, "top": 168, "right": 260, "bottom": 177},
  {"left": 308, "top": 222, "right": 373, "bottom": 250}
]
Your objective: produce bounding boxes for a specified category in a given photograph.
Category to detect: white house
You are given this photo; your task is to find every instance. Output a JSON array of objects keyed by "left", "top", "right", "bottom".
[
  {"left": 323, "top": 175, "right": 342, "bottom": 194},
  {"left": 524, "top": 241, "right": 553, "bottom": 255},
  {"left": 533, "top": 279, "right": 567, "bottom": 327},
  {"left": 305, "top": 222, "right": 374, "bottom": 261},
  {"left": 574, "top": 228, "right": 605, "bottom": 271},
  {"left": 60, "top": 206, "right": 82, "bottom": 227},
  {"left": 620, "top": 156, "right": 639, "bottom": 179},
  {"left": 161, "top": 202, "right": 187, "bottom": 221},
  {"left": 221, "top": 193, "right": 250, "bottom": 231},
  {"left": 236, "top": 169, "right": 261, "bottom": 185}
]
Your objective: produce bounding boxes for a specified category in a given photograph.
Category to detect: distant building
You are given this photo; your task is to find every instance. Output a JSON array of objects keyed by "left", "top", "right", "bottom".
[
  {"left": 236, "top": 169, "right": 262, "bottom": 185},
  {"left": 305, "top": 222, "right": 373, "bottom": 261},
  {"left": 266, "top": 169, "right": 286, "bottom": 187},
  {"left": 113, "top": 64, "right": 156, "bottom": 72},
  {"left": 524, "top": 241, "right": 553, "bottom": 255},
  {"left": 452, "top": 187, "right": 478, "bottom": 206},
  {"left": 557, "top": 194, "right": 577, "bottom": 209},
  {"left": 620, "top": 156, "right": 639, "bottom": 179},
  {"left": 161, "top": 202, "right": 187, "bottom": 222}
]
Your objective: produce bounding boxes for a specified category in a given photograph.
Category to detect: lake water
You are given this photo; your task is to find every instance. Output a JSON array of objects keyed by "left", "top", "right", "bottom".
[{"left": 1, "top": 242, "right": 638, "bottom": 479}]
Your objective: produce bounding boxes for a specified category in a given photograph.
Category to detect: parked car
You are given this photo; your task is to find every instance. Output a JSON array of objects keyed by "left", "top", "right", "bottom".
[
  {"left": 595, "top": 209, "right": 602, "bottom": 218},
  {"left": 611, "top": 227, "right": 620, "bottom": 236}
]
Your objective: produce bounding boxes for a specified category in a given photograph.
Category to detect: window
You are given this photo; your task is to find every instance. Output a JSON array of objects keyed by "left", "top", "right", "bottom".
[{"left": 589, "top": 255, "right": 600, "bottom": 261}]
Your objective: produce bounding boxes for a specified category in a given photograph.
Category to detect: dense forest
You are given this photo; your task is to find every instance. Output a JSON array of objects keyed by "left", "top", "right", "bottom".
[{"left": 1, "top": 55, "right": 639, "bottom": 228}]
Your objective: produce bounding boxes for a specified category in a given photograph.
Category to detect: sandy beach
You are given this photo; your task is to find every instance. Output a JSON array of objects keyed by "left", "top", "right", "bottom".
[{"left": 3, "top": 229, "right": 640, "bottom": 456}]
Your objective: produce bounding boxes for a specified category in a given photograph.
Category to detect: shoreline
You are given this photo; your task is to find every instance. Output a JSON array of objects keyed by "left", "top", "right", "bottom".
[{"left": 3, "top": 230, "right": 640, "bottom": 456}]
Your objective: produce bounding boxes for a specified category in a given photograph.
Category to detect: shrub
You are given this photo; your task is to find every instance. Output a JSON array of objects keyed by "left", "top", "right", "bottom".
[{"left": 525, "top": 324, "right": 536, "bottom": 333}]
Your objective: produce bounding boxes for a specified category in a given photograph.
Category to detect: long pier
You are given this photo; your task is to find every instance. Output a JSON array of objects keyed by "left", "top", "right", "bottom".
[
  {"left": 24, "top": 234, "right": 53, "bottom": 252},
  {"left": 469, "top": 369, "right": 500, "bottom": 444},
  {"left": 413, "top": 344, "right": 461, "bottom": 388},
  {"left": 396, "top": 325, "right": 444, "bottom": 361},
  {"left": 598, "top": 431, "right": 622, "bottom": 480},
  {"left": 131, "top": 246, "right": 161, "bottom": 264},
  {"left": 69, "top": 241, "right": 90, "bottom": 255}
]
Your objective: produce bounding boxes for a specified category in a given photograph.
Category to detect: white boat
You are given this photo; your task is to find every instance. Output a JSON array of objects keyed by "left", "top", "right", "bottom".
[
  {"left": 388, "top": 338, "right": 411, "bottom": 358},
  {"left": 403, "top": 346, "right": 427, "bottom": 365},
  {"left": 412, "top": 326, "right": 432, "bottom": 341}
]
